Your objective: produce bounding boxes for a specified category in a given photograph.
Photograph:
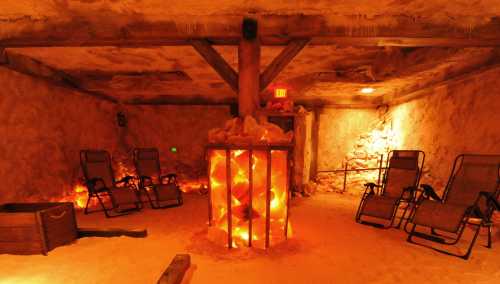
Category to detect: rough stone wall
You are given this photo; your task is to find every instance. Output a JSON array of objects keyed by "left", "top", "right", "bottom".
[
  {"left": 0, "top": 67, "right": 120, "bottom": 204},
  {"left": 122, "top": 105, "right": 232, "bottom": 179},
  {"left": 317, "top": 108, "right": 379, "bottom": 171},
  {"left": 389, "top": 67, "right": 500, "bottom": 192}
]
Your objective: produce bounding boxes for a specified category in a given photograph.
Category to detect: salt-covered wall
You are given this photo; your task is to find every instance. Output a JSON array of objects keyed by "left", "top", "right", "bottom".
[
  {"left": 122, "top": 105, "right": 231, "bottom": 180},
  {"left": 317, "top": 108, "right": 379, "bottom": 171},
  {"left": 0, "top": 67, "right": 120, "bottom": 204},
  {"left": 389, "top": 67, "right": 500, "bottom": 191},
  {"left": 0, "top": 68, "right": 232, "bottom": 203}
]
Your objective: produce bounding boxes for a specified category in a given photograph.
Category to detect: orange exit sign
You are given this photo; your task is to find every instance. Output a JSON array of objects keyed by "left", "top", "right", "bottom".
[{"left": 274, "top": 88, "right": 287, "bottom": 98}]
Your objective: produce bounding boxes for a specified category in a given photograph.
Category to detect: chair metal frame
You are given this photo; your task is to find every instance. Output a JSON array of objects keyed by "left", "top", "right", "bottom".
[
  {"left": 356, "top": 150, "right": 425, "bottom": 229},
  {"left": 133, "top": 148, "right": 183, "bottom": 209},
  {"left": 80, "top": 150, "right": 142, "bottom": 218},
  {"left": 406, "top": 154, "right": 500, "bottom": 260}
]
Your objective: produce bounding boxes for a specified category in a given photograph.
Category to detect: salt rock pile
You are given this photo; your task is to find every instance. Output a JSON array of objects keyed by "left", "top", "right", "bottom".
[{"left": 208, "top": 116, "right": 293, "bottom": 145}]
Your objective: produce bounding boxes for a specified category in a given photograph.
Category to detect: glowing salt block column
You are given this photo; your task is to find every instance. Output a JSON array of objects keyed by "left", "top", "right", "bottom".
[{"left": 208, "top": 146, "right": 291, "bottom": 249}]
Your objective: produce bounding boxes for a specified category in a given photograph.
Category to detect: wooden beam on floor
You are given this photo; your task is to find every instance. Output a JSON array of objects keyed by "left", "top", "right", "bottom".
[
  {"left": 191, "top": 39, "right": 239, "bottom": 93},
  {"left": 77, "top": 227, "right": 148, "bottom": 238},
  {"left": 157, "top": 254, "right": 191, "bottom": 284},
  {"left": 0, "top": 50, "right": 118, "bottom": 103},
  {"left": 260, "top": 38, "right": 310, "bottom": 91}
]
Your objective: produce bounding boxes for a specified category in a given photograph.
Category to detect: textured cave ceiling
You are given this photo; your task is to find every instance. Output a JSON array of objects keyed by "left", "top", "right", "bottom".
[{"left": 1, "top": 1, "right": 500, "bottom": 107}]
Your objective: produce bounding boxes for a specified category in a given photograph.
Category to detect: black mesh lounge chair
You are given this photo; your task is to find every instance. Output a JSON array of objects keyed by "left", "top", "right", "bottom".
[
  {"left": 356, "top": 150, "right": 425, "bottom": 228},
  {"left": 133, "top": 148, "right": 183, "bottom": 209},
  {"left": 80, "top": 150, "right": 142, "bottom": 218},
  {"left": 406, "top": 154, "right": 500, "bottom": 259}
]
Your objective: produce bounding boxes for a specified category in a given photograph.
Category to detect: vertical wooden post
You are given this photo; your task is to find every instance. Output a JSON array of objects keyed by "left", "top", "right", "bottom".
[{"left": 238, "top": 18, "right": 260, "bottom": 117}]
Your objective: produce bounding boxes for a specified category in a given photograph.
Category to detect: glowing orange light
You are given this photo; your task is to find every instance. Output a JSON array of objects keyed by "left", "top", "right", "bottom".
[
  {"left": 274, "top": 88, "right": 288, "bottom": 98},
  {"left": 208, "top": 148, "right": 290, "bottom": 249},
  {"left": 360, "top": 87, "right": 375, "bottom": 94}
]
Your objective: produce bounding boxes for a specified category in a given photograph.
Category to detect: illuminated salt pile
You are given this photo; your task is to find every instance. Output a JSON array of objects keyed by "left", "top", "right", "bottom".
[{"left": 207, "top": 116, "right": 293, "bottom": 249}]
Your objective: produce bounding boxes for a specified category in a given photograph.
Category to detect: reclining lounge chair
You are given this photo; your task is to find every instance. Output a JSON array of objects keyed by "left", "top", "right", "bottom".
[
  {"left": 133, "top": 148, "right": 183, "bottom": 209},
  {"left": 80, "top": 150, "right": 142, "bottom": 218},
  {"left": 356, "top": 150, "right": 425, "bottom": 228},
  {"left": 406, "top": 154, "right": 500, "bottom": 259}
]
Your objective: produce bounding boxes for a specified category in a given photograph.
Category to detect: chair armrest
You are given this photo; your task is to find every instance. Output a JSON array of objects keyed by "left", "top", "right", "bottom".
[
  {"left": 160, "top": 173, "right": 178, "bottom": 184},
  {"left": 469, "top": 191, "right": 499, "bottom": 222},
  {"left": 138, "top": 175, "right": 153, "bottom": 187},
  {"left": 472, "top": 191, "right": 500, "bottom": 220},
  {"left": 85, "top": 178, "right": 106, "bottom": 189},
  {"left": 419, "top": 184, "right": 442, "bottom": 202},
  {"left": 363, "top": 182, "right": 381, "bottom": 195},
  {"left": 401, "top": 186, "right": 417, "bottom": 201},
  {"left": 479, "top": 191, "right": 500, "bottom": 211},
  {"left": 115, "top": 175, "right": 135, "bottom": 186}
]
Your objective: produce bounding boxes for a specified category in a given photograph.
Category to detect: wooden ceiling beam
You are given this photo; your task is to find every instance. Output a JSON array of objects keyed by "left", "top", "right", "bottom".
[
  {"left": 260, "top": 38, "right": 310, "bottom": 91},
  {"left": 3, "top": 36, "right": 500, "bottom": 48},
  {"left": 2, "top": 14, "right": 500, "bottom": 48},
  {"left": 191, "top": 39, "right": 239, "bottom": 93},
  {"left": 124, "top": 95, "right": 237, "bottom": 105},
  {"left": 0, "top": 50, "right": 118, "bottom": 102},
  {"left": 309, "top": 37, "right": 500, "bottom": 47},
  {"left": 70, "top": 70, "right": 192, "bottom": 82}
]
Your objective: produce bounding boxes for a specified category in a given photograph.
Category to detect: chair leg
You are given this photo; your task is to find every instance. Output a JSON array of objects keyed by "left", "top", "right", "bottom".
[
  {"left": 463, "top": 224, "right": 482, "bottom": 260},
  {"left": 487, "top": 225, "right": 492, "bottom": 249},
  {"left": 355, "top": 196, "right": 367, "bottom": 223},
  {"left": 84, "top": 194, "right": 92, "bottom": 215},
  {"left": 96, "top": 194, "right": 112, "bottom": 218},
  {"left": 178, "top": 192, "right": 183, "bottom": 205}
]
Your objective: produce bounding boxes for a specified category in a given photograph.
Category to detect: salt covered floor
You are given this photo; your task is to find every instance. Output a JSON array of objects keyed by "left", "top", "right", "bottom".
[{"left": 0, "top": 193, "right": 499, "bottom": 284}]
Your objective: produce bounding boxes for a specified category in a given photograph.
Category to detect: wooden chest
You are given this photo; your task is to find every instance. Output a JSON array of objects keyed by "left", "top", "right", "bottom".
[{"left": 0, "top": 202, "right": 78, "bottom": 255}]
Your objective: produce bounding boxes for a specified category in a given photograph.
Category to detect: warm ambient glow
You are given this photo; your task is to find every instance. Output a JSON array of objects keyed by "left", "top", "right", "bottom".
[
  {"left": 208, "top": 149, "right": 290, "bottom": 249},
  {"left": 360, "top": 87, "right": 375, "bottom": 94},
  {"left": 274, "top": 88, "right": 288, "bottom": 98}
]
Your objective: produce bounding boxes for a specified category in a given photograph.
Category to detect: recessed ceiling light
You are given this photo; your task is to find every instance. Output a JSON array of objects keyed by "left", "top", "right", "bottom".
[{"left": 360, "top": 87, "right": 375, "bottom": 94}]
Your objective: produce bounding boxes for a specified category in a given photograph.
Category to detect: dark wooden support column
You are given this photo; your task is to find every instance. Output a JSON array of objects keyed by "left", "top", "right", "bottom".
[
  {"left": 238, "top": 18, "right": 261, "bottom": 117},
  {"left": 191, "top": 39, "right": 239, "bottom": 93},
  {"left": 260, "top": 38, "right": 310, "bottom": 91}
]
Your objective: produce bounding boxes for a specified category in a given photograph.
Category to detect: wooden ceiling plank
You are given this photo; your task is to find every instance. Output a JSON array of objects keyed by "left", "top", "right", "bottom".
[
  {"left": 191, "top": 39, "right": 239, "bottom": 93},
  {"left": 260, "top": 38, "right": 310, "bottom": 91}
]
